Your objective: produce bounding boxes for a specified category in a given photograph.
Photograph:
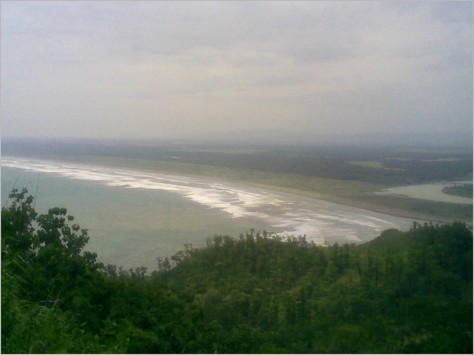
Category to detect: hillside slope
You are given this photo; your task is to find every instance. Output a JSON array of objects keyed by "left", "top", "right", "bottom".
[{"left": 2, "top": 189, "right": 472, "bottom": 353}]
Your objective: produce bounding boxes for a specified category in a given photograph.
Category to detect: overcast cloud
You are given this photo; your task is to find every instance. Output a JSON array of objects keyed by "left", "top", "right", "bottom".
[{"left": 1, "top": 1, "right": 472, "bottom": 142}]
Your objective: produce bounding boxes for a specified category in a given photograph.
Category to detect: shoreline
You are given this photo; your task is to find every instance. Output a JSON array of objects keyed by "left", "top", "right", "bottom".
[
  {"left": 235, "top": 181, "right": 451, "bottom": 225},
  {"left": 4, "top": 154, "right": 472, "bottom": 226},
  {"left": 79, "top": 156, "right": 470, "bottom": 225}
]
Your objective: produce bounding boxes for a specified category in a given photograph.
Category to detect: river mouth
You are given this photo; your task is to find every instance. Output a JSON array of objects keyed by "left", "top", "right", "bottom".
[
  {"left": 376, "top": 182, "right": 473, "bottom": 205},
  {"left": 2, "top": 156, "right": 415, "bottom": 270}
]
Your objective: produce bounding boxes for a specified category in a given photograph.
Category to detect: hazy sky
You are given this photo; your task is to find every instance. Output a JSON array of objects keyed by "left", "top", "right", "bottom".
[{"left": 1, "top": 1, "right": 472, "bottom": 141}]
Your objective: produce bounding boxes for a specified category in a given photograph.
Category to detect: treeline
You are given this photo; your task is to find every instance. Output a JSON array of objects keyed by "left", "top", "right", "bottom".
[
  {"left": 171, "top": 147, "right": 472, "bottom": 184},
  {"left": 2, "top": 189, "right": 472, "bottom": 353},
  {"left": 3, "top": 140, "right": 472, "bottom": 185}
]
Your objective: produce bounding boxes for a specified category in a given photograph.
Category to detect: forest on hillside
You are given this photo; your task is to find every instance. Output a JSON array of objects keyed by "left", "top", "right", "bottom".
[{"left": 2, "top": 188, "right": 473, "bottom": 353}]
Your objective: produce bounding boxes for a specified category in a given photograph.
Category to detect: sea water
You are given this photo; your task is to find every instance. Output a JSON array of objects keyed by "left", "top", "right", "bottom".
[{"left": 2, "top": 156, "right": 414, "bottom": 270}]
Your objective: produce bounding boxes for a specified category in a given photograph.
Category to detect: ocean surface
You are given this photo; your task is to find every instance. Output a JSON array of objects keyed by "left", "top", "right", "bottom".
[{"left": 2, "top": 156, "right": 414, "bottom": 270}]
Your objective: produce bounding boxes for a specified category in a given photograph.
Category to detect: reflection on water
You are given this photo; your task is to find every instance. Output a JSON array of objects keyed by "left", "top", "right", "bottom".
[{"left": 2, "top": 156, "right": 414, "bottom": 270}]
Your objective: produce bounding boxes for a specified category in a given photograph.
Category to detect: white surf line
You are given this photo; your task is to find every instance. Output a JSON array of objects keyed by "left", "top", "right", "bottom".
[
  {"left": 2, "top": 157, "right": 285, "bottom": 220},
  {"left": 2, "top": 156, "right": 410, "bottom": 242}
]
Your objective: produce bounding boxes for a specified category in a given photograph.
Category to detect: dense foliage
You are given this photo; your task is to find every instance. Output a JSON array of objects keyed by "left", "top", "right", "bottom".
[{"left": 2, "top": 189, "right": 473, "bottom": 353}]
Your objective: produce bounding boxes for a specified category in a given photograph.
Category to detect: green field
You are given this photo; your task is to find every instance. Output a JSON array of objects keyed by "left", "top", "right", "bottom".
[
  {"left": 349, "top": 160, "right": 404, "bottom": 171},
  {"left": 442, "top": 184, "right": 473, "bottom": 198}
]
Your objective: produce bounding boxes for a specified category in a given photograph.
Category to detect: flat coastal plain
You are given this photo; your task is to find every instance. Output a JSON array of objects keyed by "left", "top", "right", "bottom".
[{"left": 76, "top": 154, "right": 473, "bottom": 225}]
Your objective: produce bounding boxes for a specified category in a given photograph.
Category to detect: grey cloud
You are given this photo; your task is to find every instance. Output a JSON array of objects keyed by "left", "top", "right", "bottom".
[{"left": 1, "top": 1, "right": 472, "bottom": 141}]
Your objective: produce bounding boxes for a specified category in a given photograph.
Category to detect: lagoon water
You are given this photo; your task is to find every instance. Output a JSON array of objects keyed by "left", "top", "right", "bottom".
[
  {"left": 377, "top": 182, "right": 473, "bottom": 205},
  {"left": 2, "top": 156, "right": 414, "bottom": 270}
]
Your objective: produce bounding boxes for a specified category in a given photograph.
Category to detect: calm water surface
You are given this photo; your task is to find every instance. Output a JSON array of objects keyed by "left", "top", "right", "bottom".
[{"left": 377, "top": 182, "right": 473, "bottom": 205}]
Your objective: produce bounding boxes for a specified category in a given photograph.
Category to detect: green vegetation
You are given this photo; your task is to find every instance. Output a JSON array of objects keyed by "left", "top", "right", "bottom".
[
  {"left": 352, "top": 194, "right": 473, "bottom": 223},
  {"left": 443, "top": 184, "right": 473, "bottom": 198},
  {"left": 349, "top": 160, "right": 387, "bottom": 169},
  {"left": 2, "top": 189, "right": 473, "bottom": 353},
  {"left": 349, "top": 160, "right": 404, "bottom": 171}
]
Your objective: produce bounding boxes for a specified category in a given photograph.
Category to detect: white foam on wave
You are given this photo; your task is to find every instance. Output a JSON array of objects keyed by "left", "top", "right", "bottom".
[
  {"left": 2, "top": 156, "right": 411, "bottom": 243},
  {"left": 2, "top": 157, "right": 281, "bottom": 220},
  {"left": 275, "top": 211, "right": 362, "bottom": 245}
]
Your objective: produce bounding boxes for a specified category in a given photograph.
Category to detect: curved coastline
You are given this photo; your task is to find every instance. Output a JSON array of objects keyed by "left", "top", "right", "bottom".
[
  {"left": 4, "top": 155, "right": 471, "bottom": 270},
  {"left": 3, "top": 154, "right": 471, "bottom": 226},
  {"left": 74, "top": 155, "right": 473, "bottom": 225},
  {"left": 2, "top": 156, "right": 413, "bottom": 235}
]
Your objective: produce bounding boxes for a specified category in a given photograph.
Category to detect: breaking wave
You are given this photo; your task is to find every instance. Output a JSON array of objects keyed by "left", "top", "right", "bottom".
[{"left": 2, "top": 156, "right": 411, "bottom": 245}]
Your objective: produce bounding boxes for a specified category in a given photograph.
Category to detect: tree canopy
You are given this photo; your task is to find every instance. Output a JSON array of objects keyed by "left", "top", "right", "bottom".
[{"left": 2, "top": 188, "right": 472, "bottom": 353}]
